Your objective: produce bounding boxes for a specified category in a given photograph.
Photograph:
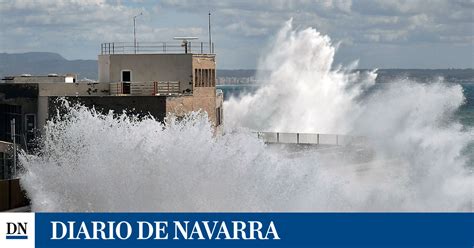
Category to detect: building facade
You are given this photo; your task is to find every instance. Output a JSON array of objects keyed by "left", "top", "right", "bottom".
[{"left": 0, "top": 42, "right": 223, "bottom": 180}]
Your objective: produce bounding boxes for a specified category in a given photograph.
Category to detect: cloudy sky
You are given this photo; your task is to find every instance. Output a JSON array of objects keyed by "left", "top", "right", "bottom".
[{"left": 0, "top": 0, "right": 473, "bottom": 69}]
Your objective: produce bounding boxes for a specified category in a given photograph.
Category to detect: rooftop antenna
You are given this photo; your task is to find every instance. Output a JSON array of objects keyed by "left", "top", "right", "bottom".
[
  {"left": 208, "top": 11, "right": 212, "bottom": 53},
  {"left": 173, "top": 37, "right": 198, "bottom": 54},
  {"left": 133, "top": 12, "right": 143, "bottom": 54}
]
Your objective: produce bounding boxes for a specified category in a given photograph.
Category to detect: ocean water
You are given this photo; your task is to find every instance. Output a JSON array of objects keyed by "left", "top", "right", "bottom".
[
  {"left": 458, "top": 83, "right": 474, "bottom": 127},
  {"left": 20, "top": 20, "right": 473, "bottom": 212}
]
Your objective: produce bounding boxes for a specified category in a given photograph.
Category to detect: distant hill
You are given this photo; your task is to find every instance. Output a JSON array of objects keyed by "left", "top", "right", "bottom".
[
  {"left": 1, "top": 52, "right": 473, "bottom": 83},
  {"left": 0, "top": 52, "right": 97, "bottom": 79}
]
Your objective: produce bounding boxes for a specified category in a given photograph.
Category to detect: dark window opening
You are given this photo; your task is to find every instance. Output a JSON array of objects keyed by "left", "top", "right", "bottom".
[
  {"left": 216, "top": 107, "right": 222, "bottom": 126},
  {"left": 194, "top": 69, "right": 198, "bottom": 87},
  {"left": 122, "top": 71, "right": 131, "bottom": 82}
]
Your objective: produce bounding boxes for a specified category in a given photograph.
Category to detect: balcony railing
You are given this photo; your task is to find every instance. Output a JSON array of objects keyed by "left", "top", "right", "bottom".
[
  {"left": 101, "top": 42, "right": 214, "bottom": 55},
  {"left": 110, "top": 81, "right": 181, "bottom": 96}
]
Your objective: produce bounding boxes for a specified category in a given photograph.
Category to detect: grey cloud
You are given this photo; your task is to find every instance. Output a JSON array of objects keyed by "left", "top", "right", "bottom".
[{"left": 0, "top": 0, "right": 472, "bottom": 68}]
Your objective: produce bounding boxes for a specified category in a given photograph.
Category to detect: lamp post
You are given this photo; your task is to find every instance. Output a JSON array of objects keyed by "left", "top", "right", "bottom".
[
  {"left": 208, "top": 12, "right": 212, "bottom": 53},
  {"left": 133, "top": 12, "right": 143, "bottom": 54}
]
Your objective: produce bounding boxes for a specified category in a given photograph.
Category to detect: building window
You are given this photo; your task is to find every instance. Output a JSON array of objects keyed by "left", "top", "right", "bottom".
[
  {"left": 199, "top": 69, "right": 203, "bottom": 87},
  {"left": 194, "top": 68, "right": 216, "bottom": 87},
  {"left": 194, "top": 69, "right": 198, "bottom": 87},
  {"left": 216, "top": 107, "right": 222, "bottom": 126},
  {"left": 211, "top": 69, "right": 215, "bottom": 87},
  {"left": 121, "top": 70, "right": 131, "bottom": 82}
]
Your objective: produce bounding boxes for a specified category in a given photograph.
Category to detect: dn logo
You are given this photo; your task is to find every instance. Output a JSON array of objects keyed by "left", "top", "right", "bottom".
[{"left": 6, "top": 222, "right": 28, "bottom": 240}]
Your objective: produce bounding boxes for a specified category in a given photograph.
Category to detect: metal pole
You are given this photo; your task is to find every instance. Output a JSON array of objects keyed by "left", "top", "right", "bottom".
[
  {"left": 208, "top": 12, "right": 212, "bottom": 53},
  {"left": 10, "top": 119, "right": 16, "bottom": 177},
  {"left": 133, "top": 12, "right": 142, "bottom": 54},
  {"left": 133, "top": 17, "right": 136, "bottom": 54}
]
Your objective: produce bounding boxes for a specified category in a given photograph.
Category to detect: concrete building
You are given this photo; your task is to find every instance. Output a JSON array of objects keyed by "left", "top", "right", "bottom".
[{"left": 0, "top": 41, "right": 223, "bottom": 181}]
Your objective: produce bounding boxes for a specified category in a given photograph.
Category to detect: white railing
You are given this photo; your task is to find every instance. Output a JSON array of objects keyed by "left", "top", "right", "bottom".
[
  {"left": 109, "top": 81, "right": 181, "bottom": 96},
  {"left": 256, "top": 132, "right": 366, "bottom": 146}
]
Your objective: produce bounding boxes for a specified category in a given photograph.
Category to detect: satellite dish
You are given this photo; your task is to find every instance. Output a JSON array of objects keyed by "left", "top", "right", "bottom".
[
  {"left": 173, "top": 37, "right": 198, "bottom": 41},
  {"left": 173, "top": 37, "right": 199, "bottom": 53}
]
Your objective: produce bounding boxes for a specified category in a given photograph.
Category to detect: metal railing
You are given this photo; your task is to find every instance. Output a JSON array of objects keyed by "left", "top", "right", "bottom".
[
  {"left": 101, "top": 42, "right": 215, "bottom": 55},
  {"left": 256, "top": 132, "right": 367, "bottom": 146},
  {"left": 110, "top": 81, "right": 181, "bottom": 96}
]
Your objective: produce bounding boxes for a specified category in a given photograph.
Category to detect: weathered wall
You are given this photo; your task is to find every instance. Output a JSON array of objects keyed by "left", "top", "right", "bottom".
[
  {"left": 7, "top": 76, "right": 67, "bottom": 83},
  {"left": 98, "top": 55, "right": 110, "bottom": 83},
  {"left": 38, "top": 83, "right": 110, "bottom": 97},
  {"left": 192, "top": 55, "right": 216, "bottom": 69},
  {"left": 166, "top": 87, "right": 217, "bottom": 125},
  {"left": 0, "top": 83, "right": 38, "bottom": 99},
  {"left": 48, "top": 96, "right": 167, "bottom": 121},
  {"left": 98, "top": 54, "right": 194, "bottom": 93}
]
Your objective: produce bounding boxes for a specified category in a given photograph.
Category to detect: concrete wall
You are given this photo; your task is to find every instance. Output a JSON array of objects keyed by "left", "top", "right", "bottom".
[
  {"left": 166, "top": 87, "right": 218, "bottom": 126},
  {"left": 98, "top": 54, "right": 194, "bottom": 93},
  {"left": 36, "top": 83, "right": 111, "bottom": 132},
  {"left": 98, "top": 55, "right": 110, "bottom": 83},
  {"left": 38, "top": 82, "right": 110, "bottom": 97},
  {"left": 49, "top": 96, "right": 167, "bottom": 121},
  {"left": 37, "top": 96, "right": 48, "bottom": 133},
  {"left": 192, "top": 55, "right": 216, "bottom": 69},
  {"left": 0, "top": 83, "right": 38, "bottom": 99},
  {"left": 0, "top": 179, "right": 29, "bottom": 211},
  {"left": 6, "top": 76, "right": 68, "bottom": 83}
]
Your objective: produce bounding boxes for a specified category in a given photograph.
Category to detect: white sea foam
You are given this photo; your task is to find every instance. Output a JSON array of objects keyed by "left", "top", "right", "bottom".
[{"left": 20, "top": 20, "right": 473, "bottom": 212}]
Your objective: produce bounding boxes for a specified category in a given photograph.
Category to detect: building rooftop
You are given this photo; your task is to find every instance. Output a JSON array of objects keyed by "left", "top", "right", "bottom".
[{"left": 2, "top": 74, "right": 77, "bottom": 83}]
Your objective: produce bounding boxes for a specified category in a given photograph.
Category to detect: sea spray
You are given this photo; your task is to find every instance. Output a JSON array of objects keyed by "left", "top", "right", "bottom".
[
  {"left": 19, "top": 101, "right": 473, "bottom": 211},
  {"left": 225, "top": 19, "right": 377, "bottom": 133},
  {"left": 224, "top": 19, "right": 473, "bottom": 211},
  {"left": 19, "top": 103, "right": 301, "bottom": 211},
  {"left": 20, "top": 20, "right": 473, "bottom": 212}
]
